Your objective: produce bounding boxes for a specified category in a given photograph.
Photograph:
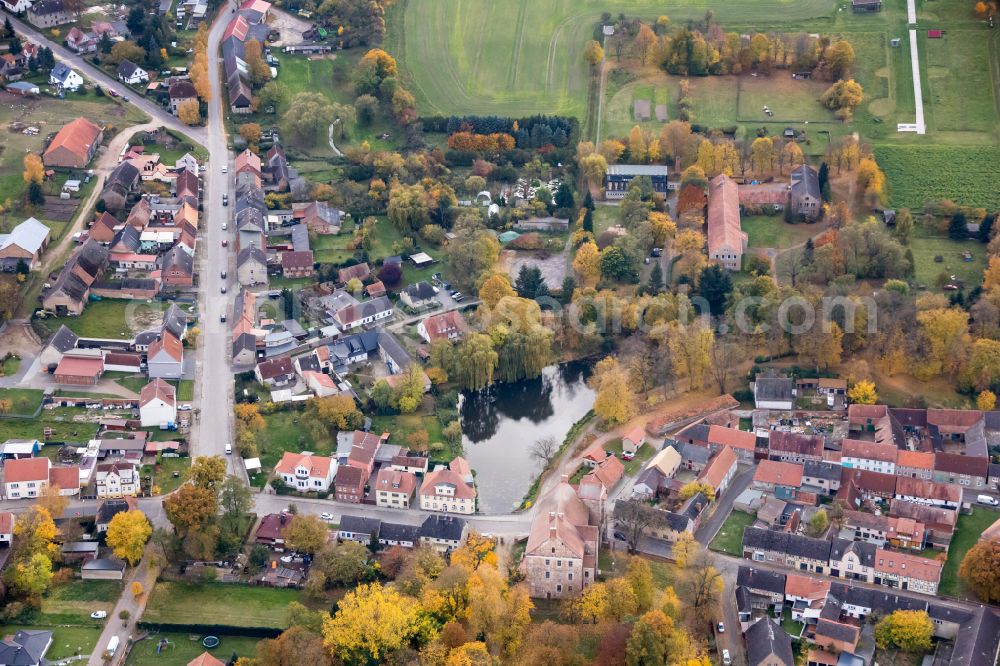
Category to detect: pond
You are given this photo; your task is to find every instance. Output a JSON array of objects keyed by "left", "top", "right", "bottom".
[{"left": 459, "top": 361, "right": 595, "bottom": 513}]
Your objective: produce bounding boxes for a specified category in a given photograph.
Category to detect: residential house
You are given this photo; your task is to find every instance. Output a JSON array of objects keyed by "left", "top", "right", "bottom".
[
  {"left": 707, "top": 425, "right": 756, "bottom": 462},
  {"left": 933, "top": 452, "right": 989, "bottom": 490},
  {"left": 745, "top": 617, "right": 794, "bottom": 666},
  {"left": 699, "top": 445, "right": 739, "bottom": 495},
  {"left": 837, "top": 468, "right": 897, "bottom": 508},
  {"left": 168, "top": 81, "right": 198, "bottom": 115},
  {"left": 0, "top": 0, "right": 32, "bottom": 13},
  {"left": 896, "top": 450, "right": 936, "bottom": 480},
  {"left": 418, "top": 310, "right": 465, "bottom": 343},
  {"left": 753, "top": 460, "right": 804, "bottom": 500},
  {"left": 293, "top": 200, "right": 341, "bottom": 234},
  {"left": 2, "top": 457, "right": 50, "bottom": 499},
  {"left": 139, "top": 378, "right": 176, "bottom": 427},
  {"left": 337, "top": 262, "right": 370, "bottom": 284},
  {"left": 400, "top": 281, "right": 437, "bottom": 308},
  {"left": 707, "top": 174, "right": 747, "bottom": 270},
  {"left": 28, "top": 0, "right": 73, "bottom": 27},
  {"left": 893, "top": 476, "right": 962, "bottom": 509},
  {"left": 614, "top": 500, "right": 692, "bottom": 543},
  {"left": 160, "top": 246, "right": 194, "bottom": 287},
  {"left": 255, "top": 357, "right": 295, "bottom": 388},
  {"left": 419, "top": 515, "right": 467, "bottom": 553},
  {"left": 95, "top": 499, "right": 132, "bottom": 533},
  {"left": 334, "top": 466, "right": 365, "bottom": 503},
  {"left": 841, "top": 439, "right": 898, "bottom": 475},
  {"left": 622, "top": 424, "right": 647, "bottom": 458},
  {"left": 48, "top": 62, "right": 84, "bottom": 90},
  {"left": 768, "top": 431, "right": 825, "bottom": 464},
  {"left": 263, "top": 143, "right": 290, "bottom": 192},
  {"left": 754, "top": 376, "right": 795, "bottom": 410},
  {"left": 873, "top": 548, "right": 943, "bottom": 594},
  {"left": 337, "top": 515, "right": 381, "bottom": 543},
  {"left": 523, "top": 481, "right": 598, "bottom": 598},
  {"left": 234, "top": 148, "right": 262, "bottom": 178},
  {"left": 419, "top": 457, "right": 477, "bottom": 514},
  {"left": 95, "top": 461, "right": 139, "bottom": 498},
  {"left": 645, "top": 445, "right": 681, "bottom": 478},
  {"left": 102, "top": 162, "right": 141, "bottom": 214},
  {"left": 828, "top": 538, "right": 876, "bottom": 583},
  {"left": 236, "top": 246, "right": 267, "bottom": 286},
  {"left": 374, "top": 468, "right": 417, "bottom": 509},
  {"left": 275, "top": 451, "right": 336, "bottom": 493},
  {"left": 0, "top": 630, "right": 53, "bottom": 666},
  {"left": 390, "top": 453, "right": 430, "bottom": 476},
  {"left": 43, "top": 116, "right": 102, "bottom": 167},
  {"left": 790, "top": 165, "right": 822, "bottom": 221},
  {"left": 255, "top": 512, "right": 292, "bottom": 549},
  {"left": 742, "top": 527, "right": 832, "bottom": 574},
  {"left": 89, "top": 212, "right": 120, "bottom": 243},
  {"left": 66, "top": 27, "right": 97, "bottom": 53},
  {"left": 0, "top": 217, "right": 50, "bottom": 270},
  {"left": 281, "top": 251, "right": 314, "bottom": 278},
  {"left": 379, "top": 522, "right": 419, "bottom": 549},
  {"left": 147, "top": 331, "right": 183, "bottom": 379},
  {"left": 578, "top": 454, "right": 625, "bottom": 524},
  {"left": 802, "top": 460, "right": 842, "bottom": 495},
  {"left": 680, "top": 442, "right": 711, "bottom": 471},
  {"left": 116, "top": 59, "right": 149, "bottom": 85}
]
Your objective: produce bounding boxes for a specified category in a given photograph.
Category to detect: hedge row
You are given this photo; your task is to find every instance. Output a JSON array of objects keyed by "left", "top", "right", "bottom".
[{"left": 136, "top": 622, "right": 282, "bottom": 638}]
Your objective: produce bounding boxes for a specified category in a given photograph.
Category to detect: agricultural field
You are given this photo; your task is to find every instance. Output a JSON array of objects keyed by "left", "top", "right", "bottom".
[{"left": 875, "top": 145, "right": 1000, "bottom": 210}]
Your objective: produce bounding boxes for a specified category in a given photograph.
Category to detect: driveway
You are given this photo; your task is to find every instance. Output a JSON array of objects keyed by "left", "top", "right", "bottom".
[
  {"left": 85, "top": 553, "right": 159, "bottom": 666},
  {"left": 695, "top": 466, "right": 755, "bottom": 546}
]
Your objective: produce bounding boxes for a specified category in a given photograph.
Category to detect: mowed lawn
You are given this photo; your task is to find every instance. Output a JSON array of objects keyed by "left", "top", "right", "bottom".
[
  {"left": 909, "top": 236, "right": 986, "bottom": 291},
  {"left": 0, "top": 625, "right": 102, "bottom": 660},
  {"left": 736, "top": 75, "right": 835, "bottom": 124},
  {"left": 922, "top": 31, "right": 998, "bottom": 136},
  {"left": 49, "top": 299, "right": 169, "bottom": 339},
  {"left": 939, "top": 506, "right": 1000, "bottom": 598},
  {"left": 388, "top": 0, "right": 836, "bottom": 119},
  {"left": 126, "top": 633, "right": 260, "bottom": 665},
  {"left": 742, "top": 216, "right": 821, "bottom": 249},
  {"left": 143, "top": 583, "right": 300, "bottom": 628},
  {"left": 710, "top": 510, "right": 756, "bottom": 556}
]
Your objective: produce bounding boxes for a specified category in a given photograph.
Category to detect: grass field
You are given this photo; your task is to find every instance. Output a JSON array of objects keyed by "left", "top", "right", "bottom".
[
  {"left": 256, "top": 409, "right": 334, "bottom": 475},
  {"left": 0, "top": 388, "right": 44, "bottom": 415},
  {"left": 939, "top": 506, "right": 1000, "bottom": 597},
  {"left": 142, "top": 456, "right": 191, "bottom": 495},
  {"left": 0, "top": 624, "right": 102, "bottom": 660},
  {"left": 909, "top": 236, "right": 986, "bottom": 291},
  {"left": 742, "top": 216, "right": 822, "bottom": 249},
  {"left": 143, "top": 583, "right": 300, "bottom": 628},
  {"left": 0, "top": 406, "right": 105, "bottom": 443},
  {"left": 49, "top": 299, "right": 169, "bottom": 339},
  {"left": 709, "top": 510, "right": 755, "bottom": 556},
  {"left": 387, "top": 0, "right": 837, "bottom": 119},
  {"left": 126, "top": 633, "right": 260, "bottom": 666},
  {"left": 876, "top": 145, "right": 1000, "bottom": 210}
]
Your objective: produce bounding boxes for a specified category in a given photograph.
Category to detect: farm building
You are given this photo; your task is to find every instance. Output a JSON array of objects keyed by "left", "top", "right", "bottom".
[{"left": 605, "top": 165, "right": 669, "bottom": 200}]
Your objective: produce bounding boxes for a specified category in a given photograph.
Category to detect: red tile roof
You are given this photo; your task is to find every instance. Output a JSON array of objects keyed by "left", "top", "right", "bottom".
[
  {"left": 896, "top": 449, "right": 935, "bottom": 470},
  {"left": 49, "top": 465, "right": 79, "bottom": 491},
  {"left": 275, "top": 452, "right": 334, "bottom": 479},
  {"left": 699, "top": 445, "right": 737, "bottom": 490},
  {"left": 149, "top": 331, "right": 183, "bottom": 362},
  {"left": 43, "top": 117, "right": 102, "bottom": 166},
  {"left": 3, "top": 457, "right": 49, "bottom": 482},
  {"left": 708, "top": 425, "right": 755, "bottom": 451},
  {"left": 420, "top": 310, "right": 466, "bottom": 343},
  {"left": 0, "top": 511, "right": 13, "bottom": 534},
  {"left": 754, "top": 460, "right": 804, "bottom": 487},
  {"left": 842, "top": 439, "right": 898, "bottom": 464},
  {"left": 874, "top": 548, "right": 943, "bottom": 582},
  {"left": 374, "top": 468, "right": 416, "bottom": 496},
  {"left": 140, "top": 378, "right": 176, "bottom": 407},
  {"left": 54, "top": 354, "right": 104, "bottom": 378},
  {"left": 707, "top": 174, "right": 745, "bottom": 258}
]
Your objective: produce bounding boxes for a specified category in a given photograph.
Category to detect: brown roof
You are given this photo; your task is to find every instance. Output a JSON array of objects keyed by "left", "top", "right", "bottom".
[
  {"left": 366, "top": 281, "right": 386, "bottom": 297},
  {"left": 255, "top": 512, "right": 290, "bottom": 541},
  {"left": 889, "top": 500, "right": 956, "bottom": 531},
  {"left": 526, "top": 481, "right": 595, "bottom": 560},
  {"left": 894, "top": 476, "right": 962, "bottom": 503},
  {"left": 927, "top": 408, "right": 983, "bottom": 432},
  {"left": 421, "top": 466, "right": 476, "bottom": 500},
  {"left": 848, "top": 404, "right": 888, "bottom": 423},
  {"left": 754, "top": 460, "right": 804, "bottom": 487},
  {"left": 699, "top": 445, "right": 737, "bottom": 490},
  {"left": 874, "top": 548, "right": 943, "bottom": 583},
  {"left": 784, "top": 572, "right": 830, "bottom": 600},
  {"left": 818, "top": 378, "right": 847, "bottom": 389},
  {"left": 148, "top": 331, "right": 183, "bottom": 362},
  {"left": 281, "top": 250, "right": 314, "bottom": 269},
  {"left": 140, "top": 377, "right": 175, "bottom": 407},
  {"left": 43, "top": 117, "right": 102, "bottom": 166},
  {"left": 234, "top": 148, "right": 261, "bottom": 176},
  {"left": 839, "top": 468, "right": 897, "bottom": 496},
  {"left": 934, "top": 451, "right": 989, "bottom": 478},
  {"left": 706, "top": 174, "right": 745, "bottom": 257},
  {"left": 896, "top": 449, "right": 935, "bottom": 470},
  {"left": 585, "top": 454, "right": 624, "bottom": 490},
  {"left": 3, "top": 457, "right": 49, "bottom": 482},
  {"left": 337, "top": 262, "right": 370, "bottom": 283},
  {"left": 421, "top": 310, "right": 466, "bottom": 343},
  {"left": 335, "top": 465, "right": 365, "bottom": 489},
  {"left": 769, "top": 431, "right": 824, "bottom": 458},
  {"left": 55, "top": 354, "right": 104, "bottom": 378},
  {"left": 708, "top": 425, "right": 755, "bottom": 451},
  {"left": 738, "top": 185, "right": 788, "bottom": 206},
  {"left": 256, "top": 356, "right": 294, "bottom": 381},
  {"left": 842, "top": 439, "right": 899, "bottom": 465},
  {"left": 374, "top": 468, "right": 416, "bottom": 496}
]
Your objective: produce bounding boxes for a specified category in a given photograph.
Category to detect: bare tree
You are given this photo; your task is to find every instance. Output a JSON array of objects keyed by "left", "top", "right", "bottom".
[
  {"left": 613, "top": 500, "right": 657, "bottom": 554},
  {"left": 709, "top": 340, "right": 745, "bottom": 394},
  {"left": 678, "top": 549, "right": 724, "bottom": 627},
  {"left": 530, "top": 435, "right": 558, "bottom": 466}
]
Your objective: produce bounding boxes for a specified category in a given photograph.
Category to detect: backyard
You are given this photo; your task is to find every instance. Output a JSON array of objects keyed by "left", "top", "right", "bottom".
[
  {"left": 48, "top": 299, "right": 171, "bottom": 339},
  {"left": 126, "top": 633, "right": 260, "bottom": 666},
  {"left": 909, "top": 235, "right": 987, "bottom": 291},
  {"left": 742, "top": 215, "right": 823, "bottom": 250},
  {"left": 0, "top": 406, "right": 104, "bottom": 443},
  {"left": 709, "top": 510, "right": 756, "bottom": 557},
  {"left": 938, "top": 506, "right": 1000, "bottom": 598},
  {"left": 142, "top": 582, "right": 301, "bottom": 628}
]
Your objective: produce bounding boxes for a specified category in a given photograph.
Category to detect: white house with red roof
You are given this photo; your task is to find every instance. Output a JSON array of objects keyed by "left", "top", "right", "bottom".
[
  {"left": 275, "top": 451, "right": 337, "bottom": 492},
  {"left": 3, "top": 457, "right": 50, "bottom": 499},
  {"left": 139, "top": 378, "right": 177, "bottom": 427},
  {"left": 95, "top": 461, "right": 139, "bottom": 498},
  {"left": 417, "top": 310, "right": 466, "bottom": 343},
  {"left": 419, "top": 457, "right": 477, "bottom": 514}
]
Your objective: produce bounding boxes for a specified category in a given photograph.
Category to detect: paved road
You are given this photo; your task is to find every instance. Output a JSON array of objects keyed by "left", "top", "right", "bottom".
[
  {"left": 6, "top": 14, "right": 206, "bottom": 145},
  {"left": 695, "top": 466, "right": 754, "bottom": 546},
  {"left": 187, "top": 7, "right": 238, "bottom": 475},
  {"left": 85, "top": 553, "right": 158, "bottom": 666}
]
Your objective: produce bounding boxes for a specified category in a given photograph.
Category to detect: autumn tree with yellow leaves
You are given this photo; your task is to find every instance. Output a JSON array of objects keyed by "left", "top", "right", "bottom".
[
  {"left": 106, "top": 509, "right": 152, "bottom": 565},
  {"left": 589, "top": 356, "right": 636, "bottom": 426}
]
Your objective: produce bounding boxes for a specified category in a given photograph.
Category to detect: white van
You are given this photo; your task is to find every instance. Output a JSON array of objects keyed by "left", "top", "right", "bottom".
[
  {"left": 977, "top": 494, "right": 999, "bottom": 506},
  {"left": 105, "top": 636, "right": 120, "bottom": 658},
  {"left": 225, "top": 443, "right": 232, "bottom": 454}
]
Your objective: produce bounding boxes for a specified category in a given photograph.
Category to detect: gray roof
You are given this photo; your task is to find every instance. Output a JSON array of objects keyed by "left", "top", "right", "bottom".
[
  {"left": 680, "top": 442, "right": 711, "bottom": 463},
  {"left": 803, "top": 460, "right": 841, "bottom": 481},
  {"left": 116, "top": 59, "right": 141, "bottom": 78},
  {"left": 377, "top": 329, "right": 412, "bottom": 369},
  {"left": 338, "top": 514, "right": 381, "bottom": 537},
  {"left": 742, "top": 526, "right": 833, "bottom": 562},
  {"left": 379, "top": 521, "right": 419, "bottom": 543},
  {"left": 755, "top": 377, "right": 795, "bottom": 402},
  {"left": 0, "top": 217, "right": 49, "bottom": 255},
  {"left": 111, "top": 223, "right": 140, "bottom": 252},
  {"left": 737, "top": 565, "right": 786, "bottom": 595},
  {"left": 403, "top": 281, "right": 436, "bottom": 301},
  {"left": 161, "top": 245, "right": 194, "bottom": 276},
  {"left": 50, "top": 62, "right": 74, "bottom": 81},
  {"left": 82, "top": 557, "right": 125, "bottom": 571},
  {"left": 816, "top": 618, "right": 858, "bottom": 645},
  {"left": 745, "top": 617, "right": 794, "bottom": 666},
  {"left": 612, "top": 500, "right": 691, "bottom": 533},
  {"left": 829, "top": 538, "right": 876, "bottom": 567},
  {"left": 48, "top": 325, "right": 79, "bottom": 353},
  {"left": 62, "top": 541, "right": 100, "bottom": 553},
  {"left": 0, "top": 629, "right": 52, "bottom": 666},
  {"left": 420, "top": 515, "right": 466, "bottom": 541},
  {"left": 233, "top": 332, "right": 257, "bottom": 358},
  {"left": 290, "top": 224, "right": 309, "bottom": 253},
  {"left": 162, "top": 303, "right": 187, "bottom": 339},
  {"left": 96, "top": 499, "right": 130, "bottom": 525},
  {"left": 606, "top": 164, "right": 669, "bottom": 177},
  {"left": 237, "top": 245, "right": 267, "bottom": 268},
  {"left": 790, "top": 164, "right": 821, "bottom": 200}
]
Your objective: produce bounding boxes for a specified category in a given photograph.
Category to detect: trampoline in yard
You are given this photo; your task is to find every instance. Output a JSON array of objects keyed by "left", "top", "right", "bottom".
[{"left": 202, "top": 636, "right": 220, "bottom": 649}]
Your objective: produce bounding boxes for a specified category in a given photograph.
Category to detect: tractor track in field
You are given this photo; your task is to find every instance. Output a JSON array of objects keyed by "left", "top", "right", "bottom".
[{"left": 507, "top": 0, "right": 529, "bottom": 91}]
